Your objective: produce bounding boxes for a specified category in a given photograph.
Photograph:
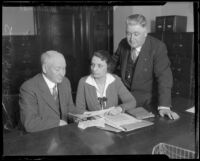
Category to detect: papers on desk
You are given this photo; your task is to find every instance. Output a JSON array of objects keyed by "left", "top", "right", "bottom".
[
  {"left": 77, "top": 112, "right": 154, "bottom": 132},
  {"left": 68, "top": 107, "right": 115, "bottom": 119},
  {"left": 186, "top": 106, "right": 195, "bottom": 113},
  {"left": 78, "top": 117, "right": 105, "bottom": 129},
  {"left": 126, "top": 107, "right": 155, "bottom": 119},
  {"left": 83, "top": 107, "right": 115, "bottom": 117},
  {"left": 104, "top": 113, "right": 141, "bottom": 131},
  {"left": 104, "top": 113, "right": 153, "bottom": 132}
]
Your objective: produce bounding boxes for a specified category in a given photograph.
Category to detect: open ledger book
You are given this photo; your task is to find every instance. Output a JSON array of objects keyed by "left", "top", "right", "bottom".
[
  {"left": 103, "top": 113, "right": 154, "bottom": 132},
  {"left": 69, "top": 109, "right": 154, "bottom": 132}
]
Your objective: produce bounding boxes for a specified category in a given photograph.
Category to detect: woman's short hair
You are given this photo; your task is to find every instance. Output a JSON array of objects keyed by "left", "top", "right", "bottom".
[
  {"left": 126, "top": 14, "right": 147, "bottom": 27},
  {"left": 92, "top": 50, "right": 113, "bottom": 73}
]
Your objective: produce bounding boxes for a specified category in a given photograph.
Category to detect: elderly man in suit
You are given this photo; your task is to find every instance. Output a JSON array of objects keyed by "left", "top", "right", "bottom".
[
  {"left": 19, "top": 50, "right": 81, "bottom": 132},
  {"left": 112, "top": 14, "right": 179, "bottom": 120}
]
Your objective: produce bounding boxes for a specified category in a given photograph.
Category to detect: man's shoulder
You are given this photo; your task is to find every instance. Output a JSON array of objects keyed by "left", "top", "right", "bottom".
[
  {"left": 21, "top": 73, "right": 42, "bottom": 88},
  {"left": 62, "top": 76, "right": 71, "bottom": 84},
  {"left": 119, "top": 38, "right": 128, "bottom": 46},
  {"left": 147, "top": 35, "right": 165, "bottom": 46}
]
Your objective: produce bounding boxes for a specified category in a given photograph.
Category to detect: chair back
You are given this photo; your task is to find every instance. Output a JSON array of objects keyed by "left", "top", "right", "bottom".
[{"left": 2, "top": 94, "right": 26, "bottom": 134}]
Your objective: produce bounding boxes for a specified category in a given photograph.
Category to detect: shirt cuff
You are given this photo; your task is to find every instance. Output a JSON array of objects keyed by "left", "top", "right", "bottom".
[
  {"left": 119, "top": 105, "right": 125, "bottom": 113},
  {"left": 158, "top": 106, "right": 171, "bottom": 110}
]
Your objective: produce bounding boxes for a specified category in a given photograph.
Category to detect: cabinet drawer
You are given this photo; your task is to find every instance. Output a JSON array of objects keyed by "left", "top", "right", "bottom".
[
  {"left": 155, "top": 16, "right": 187, "bottom": 32},
  {"left": 165, "top": 16, "right": 187, "bottom": 32},
  {"left": 170, "top": 57, "right": 193, "bottom": 83},
  {"left": 172, "top": 79, "right": 192, "bottom": 98},
  {"left": 164, "top": 33, "right": 193, "bottom": 58},
  {"left": 171, "top": 68, "right": 191, "bottom": 82},
  {"left": 155, "top": 16, "right": 165, "bottom": 32}
]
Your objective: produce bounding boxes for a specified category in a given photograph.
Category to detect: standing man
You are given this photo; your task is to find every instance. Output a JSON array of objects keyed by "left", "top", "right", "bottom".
[
  {"left": 112, "top": 14, "right": 179, "bottom": 119},
  {"left": 19, "top": 50, "right": 81, "bottom": 132}
]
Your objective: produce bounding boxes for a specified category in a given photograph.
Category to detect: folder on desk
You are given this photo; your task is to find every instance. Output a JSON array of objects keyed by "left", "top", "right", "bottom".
[
  {"left": 126, "top": 107, "right": 155, "bottom": 120},
  {"left": 103, "top": 113, "right": 154, "bottom": 132}
]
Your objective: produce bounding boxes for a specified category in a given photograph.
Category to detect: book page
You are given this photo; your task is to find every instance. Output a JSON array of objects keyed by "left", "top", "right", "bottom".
[
  {"left": 186, "top": 106, "right": 195, "bottom": 113},
  {"left": 105, "top": 113, "right": 141, "bottom": 127}
]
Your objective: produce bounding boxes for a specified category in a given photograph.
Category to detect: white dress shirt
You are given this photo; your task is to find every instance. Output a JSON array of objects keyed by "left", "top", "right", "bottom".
[
  {"left": 85, "top": 73, "right": 115, "bottom": 109},
  {"left": 42, "top": 74, "right": 67, "bottom": 126},
  {"left": 42, "top": 74, "right": 57, "bottom": 95}
]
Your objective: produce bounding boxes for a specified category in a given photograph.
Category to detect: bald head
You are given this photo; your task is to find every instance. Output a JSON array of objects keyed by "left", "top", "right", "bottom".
[
  {"left": 41, "top": 50, "right": 66, "bottom": 83},
  {"left": 41, "top": 50, "right": 65, "bottom": 66}
]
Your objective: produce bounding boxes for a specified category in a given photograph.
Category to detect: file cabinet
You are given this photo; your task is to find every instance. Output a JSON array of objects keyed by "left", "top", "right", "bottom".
[
  {"left": 155, "top": 16, "right": 187, "bottom": 33},
  {"left": 149, "top": 32, "right": 194, "bottom": 99}
]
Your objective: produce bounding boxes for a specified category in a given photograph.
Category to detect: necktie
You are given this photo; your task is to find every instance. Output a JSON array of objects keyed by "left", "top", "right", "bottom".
[
  {"left": 131, "top": 48, "right": 137, "bottom": 62},
  {"left": 52, "top": 85, "right": 58, "bottom": 100}
]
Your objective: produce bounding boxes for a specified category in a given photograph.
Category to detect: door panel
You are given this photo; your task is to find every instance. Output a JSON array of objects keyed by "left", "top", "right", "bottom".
[{"left": 34, "top": 6, "right": 113, "bottom": 93}]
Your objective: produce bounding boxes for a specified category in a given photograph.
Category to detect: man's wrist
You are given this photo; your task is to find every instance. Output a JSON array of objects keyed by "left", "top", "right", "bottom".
[{"left": 158, "top": 106, "right": 171, "bottom": 111}]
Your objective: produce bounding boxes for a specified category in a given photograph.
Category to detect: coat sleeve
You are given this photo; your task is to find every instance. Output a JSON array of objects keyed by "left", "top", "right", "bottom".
[
  {"left": 19, "top": 82, "right": 59, "bottom": 133},
  {"left": 153, "top": 42, "right": 173, "bottom": 107},
  {"left": 75, "top": 78, "right": 87, "bottom": 112},
  {"left": 111, "top": 40, "right": 123, "bottom": 75},
  {"left": 116, "top": 76, "right": 137, "bottom": 111},
  {"left": 65, "top": 79, "right": 84, "bottom": 114}
]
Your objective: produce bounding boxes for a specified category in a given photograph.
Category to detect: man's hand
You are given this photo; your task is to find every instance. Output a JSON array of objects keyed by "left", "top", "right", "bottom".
[
  {"left": 107, "top": 106, "right": 122, "bottom": 116},
  {"left": 59, "top": 120, "right": 68, "bottom": 126},
  {"left": 159, "top": 109, "right": 180, "bottom": 120}
]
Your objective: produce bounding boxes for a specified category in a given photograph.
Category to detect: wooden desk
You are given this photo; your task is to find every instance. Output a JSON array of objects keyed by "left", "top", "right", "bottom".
[{"left": 3, "top": 110, "right": 195, "bottom": 155}]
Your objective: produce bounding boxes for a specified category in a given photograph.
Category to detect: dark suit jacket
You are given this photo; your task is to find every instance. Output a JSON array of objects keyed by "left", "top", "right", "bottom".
[
  {"left": 19, "top": 73, "right": 79, "bottom": 132},
  {"left": 112, "top": 35, "right": 173, "bottom": 108}
]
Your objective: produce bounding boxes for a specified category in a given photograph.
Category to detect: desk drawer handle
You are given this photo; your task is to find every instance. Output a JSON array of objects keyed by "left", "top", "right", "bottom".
[
  {"left": 179, "top": 44, "right": 183, "bottom": 47},
  {"left": 167, "top": 25, "right": 172, "bottom": 28},
  {"left": 177, "top": 68, "right": 181, "bottom": 72}
]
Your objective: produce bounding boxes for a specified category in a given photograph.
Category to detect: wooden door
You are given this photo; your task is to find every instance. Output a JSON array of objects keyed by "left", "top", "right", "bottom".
[
  {"left": 35, "top": 6, "right": 83, "bottom": 93},
  {"left": 86, "top": 6, "right": 113, "bottom": 57},
  {"left": 34, "top": 6, "right": 113, "bottom": 94}
]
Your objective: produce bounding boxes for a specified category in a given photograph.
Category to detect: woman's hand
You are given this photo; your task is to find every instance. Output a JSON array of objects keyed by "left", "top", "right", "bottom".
[
  {"left": 74, "top": 117, "right": 87, "bottom": 123},
  {"left": 107, "top": 106, "right": 123, "bottom": 116}
]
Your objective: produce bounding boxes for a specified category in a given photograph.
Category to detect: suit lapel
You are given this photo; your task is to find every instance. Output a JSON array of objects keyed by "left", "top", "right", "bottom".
[
  {"left": 131, "top": 36, "right": 151, "bottom": 86},
  {"left": 57, "top": 82, "right": 66, "bottom": 114},
  {"left": 121, "top": 50, "right": 130, "bottom": 82},
  {"left": 38, "top": 74, "right": 60, "bottom": 116}
]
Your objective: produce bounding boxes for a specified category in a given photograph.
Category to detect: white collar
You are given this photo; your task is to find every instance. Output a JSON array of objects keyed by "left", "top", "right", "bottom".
[
  {"left": 42, "top": 74, "right": 56, "bottom": 90},
  {"left": 85, "top": 73, "right": 115, "bottom": 97},
  {"left": 136, "top": 46, "right": 142, "bottom": 52}
]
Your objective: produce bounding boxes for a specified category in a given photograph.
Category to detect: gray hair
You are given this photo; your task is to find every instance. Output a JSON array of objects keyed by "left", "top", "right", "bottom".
[
  {"left": 126, "top": 14, "right": 147, "bottom": 27},
  {"left": 40, "top": 50, "right": 64, "bottom": 66}
]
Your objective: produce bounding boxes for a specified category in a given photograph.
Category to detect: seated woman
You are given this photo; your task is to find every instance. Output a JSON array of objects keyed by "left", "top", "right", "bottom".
[{"left": 76, "top": 50, "right": 136, "bottom": 115}]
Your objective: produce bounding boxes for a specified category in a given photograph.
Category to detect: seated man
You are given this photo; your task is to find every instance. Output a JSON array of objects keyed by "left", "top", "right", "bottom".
[{"left": 19, "top": 50, "right": 81, "bottom": 132}]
